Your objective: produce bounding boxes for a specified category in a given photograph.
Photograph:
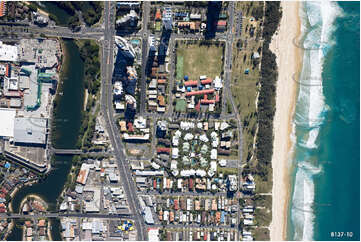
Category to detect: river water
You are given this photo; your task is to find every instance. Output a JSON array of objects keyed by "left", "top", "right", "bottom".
[{"left": 7, "top": 39, "right": 84, "bottom": 240}]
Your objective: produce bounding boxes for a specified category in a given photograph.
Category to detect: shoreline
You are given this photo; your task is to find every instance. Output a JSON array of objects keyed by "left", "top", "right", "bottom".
[{"left": 269, "top": 2, "right": 302, "bottom": 241}]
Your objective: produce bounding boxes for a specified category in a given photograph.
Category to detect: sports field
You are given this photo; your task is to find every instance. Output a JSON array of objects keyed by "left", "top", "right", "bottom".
[{"left": 175, "top": 41, "right": 224, "bottom": 80}]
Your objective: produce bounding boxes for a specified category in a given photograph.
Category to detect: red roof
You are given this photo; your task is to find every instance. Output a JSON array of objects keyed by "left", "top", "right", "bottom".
[
  {"left": 155, "top": 9, "right": 161, "bottom": 20},
  {"left": 0, "top": 2, "right": 6, "bottom": 18},
  {"left": 215, "top": 94, "right": 220, "bottom": 102},
  {"left": 157, "top": 147, "right": 171, "bottom": 154},
  {"left": 153, "top": 180, "right": 157, "bottom": 189},
  {"left": 174, "top": 200, "right": 179, "bottom": 210},
  {"left": 189, "top": 178, "right": 194, "bottom": 189},
  {"left": 201, "top": 78, "right": 212, "bottom": 85},
  {"left": 184, "top": 80, "right": 198, "bottom": 86},
  {"left": 217, "top": 20, "right": 227, "bottom": 26},
  {"left": 157, "top": 79, "right": 166, "bottom": 84},
  {"left": 195, "top": 101, "right": 201, "bottom": 112},
  {"left": 127, "top": 122, "right": 134, "bottom": 132},
  {"left": 5, "top": 64, "right": 10, "bottom": 77},
  {"left": 186, "top": 89, "right": 215, "bottom": 97},
  {"left": 200, "top": 99, "right": 216, "bottom": 104}
]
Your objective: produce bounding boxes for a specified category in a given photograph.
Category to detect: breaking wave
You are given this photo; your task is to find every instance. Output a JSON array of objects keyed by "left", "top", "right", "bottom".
[{"left": 290, "top": 1, "right": 342, "bottom": 240}]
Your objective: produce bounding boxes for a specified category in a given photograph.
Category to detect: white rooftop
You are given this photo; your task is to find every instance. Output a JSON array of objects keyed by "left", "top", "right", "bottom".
[
  {"left": 0, "top": 41, "right": 18, "bottom": 62},
  {"left": 13, "top": 117, "right": 47, "bottom": 145},
  {"left": 0, "top": 109, "right": 16, "bottom": 137}
]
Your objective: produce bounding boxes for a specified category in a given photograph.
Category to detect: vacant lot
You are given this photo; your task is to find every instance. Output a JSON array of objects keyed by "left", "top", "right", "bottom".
[{"left": 175, "top": 41, "right": 224, "bottom": 80}]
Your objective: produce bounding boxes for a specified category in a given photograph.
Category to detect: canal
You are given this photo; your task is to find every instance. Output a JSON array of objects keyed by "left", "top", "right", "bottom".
[
  {"left": 7, "top": 40, "right": 85, "bottom": 240},
  {"left": 40, "top": 2, "right": 72, "bottom": 26}
]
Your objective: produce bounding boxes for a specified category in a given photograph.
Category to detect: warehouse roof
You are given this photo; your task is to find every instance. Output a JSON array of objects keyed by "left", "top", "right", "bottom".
[
  {"left": 0, "top": 41, "right": 18, "bottom": 62},
  {"left": 0, "top": 109, "right": 16, "bottom": 137},
  {"left": 13, "top": 117, "right": 47, "bottom": 145}
]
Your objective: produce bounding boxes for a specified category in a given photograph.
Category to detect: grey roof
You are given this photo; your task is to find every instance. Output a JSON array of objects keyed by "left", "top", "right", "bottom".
[
  {"left": 13, "top": 117, "right": 47, "bottom": 145},
  {"left": 144, "top": 206, "right": 154, "bottom": 224}
]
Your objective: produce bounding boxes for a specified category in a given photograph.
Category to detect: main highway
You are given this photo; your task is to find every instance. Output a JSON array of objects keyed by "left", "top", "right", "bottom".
[
  {"left": 1, "top": 5, "right": 147, "bottom": 240},
  {"left": 100, "top": 2, "right": 146, "bottom": 241},
  {"left": 0, "top": 212, "right": 134, "bottom": 220}
]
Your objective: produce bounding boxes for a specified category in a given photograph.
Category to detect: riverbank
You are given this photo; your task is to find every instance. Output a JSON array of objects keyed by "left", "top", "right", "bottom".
[{"left": 269, "top": 2, "right": 302, "bottom": 240}]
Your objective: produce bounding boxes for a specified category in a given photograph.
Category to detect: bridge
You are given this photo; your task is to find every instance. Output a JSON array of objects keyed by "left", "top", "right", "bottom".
[{"left": 51, "top": 149, "right": 83, "bottom": 155}]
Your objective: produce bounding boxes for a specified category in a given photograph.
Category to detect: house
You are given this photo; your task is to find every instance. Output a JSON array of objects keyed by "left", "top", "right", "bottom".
[
  {"left": 217, "top": 20, "right": 227, "bottom": 32},
  {"left": 172, "top": 148, "right": 179, "bottom": 159},
  {"left": 157, "top": 95, "right": 165, "bottom": 106},
  {"left": 119, "top": 120, "right": 127, "bottom": 132},
  {"left": 158, "top": 138, "right": 171, "bottom": 147},
  {"left": 157, "top": 147, "right": 171, "bottom": 154},
  {"left": 174, "top": 199, "right": 179, "bottom": 210},
  {"left": 157, "top": 79, "right": 166, "bottom": 85}
]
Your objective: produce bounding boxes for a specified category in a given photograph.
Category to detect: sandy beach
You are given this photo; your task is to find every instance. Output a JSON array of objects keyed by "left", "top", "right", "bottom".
[{"left": 269, "top": 2, "right": 302, "bottom": 240}]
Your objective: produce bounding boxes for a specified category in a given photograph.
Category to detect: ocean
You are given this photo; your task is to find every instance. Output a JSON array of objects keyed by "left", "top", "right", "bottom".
[{"left": 287, "top": 1, "right": 360, "bottom": 241}]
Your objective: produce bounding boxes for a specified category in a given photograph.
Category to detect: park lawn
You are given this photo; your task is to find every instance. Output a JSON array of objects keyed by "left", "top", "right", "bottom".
[
  {"left": 175, "top": 99, "right": 186, "bottom": 112},
  {"left": 176, "top": 41, "right": 224, "bottom": 80},
  {"left": 217, "top": 167, "right": 238, "bottom": 176},
  {"left": 231, "top": 26, "right": 263, "bottom": 165},
  {"left": 176, "top": 55, "right": 184, "bottom": 80}
]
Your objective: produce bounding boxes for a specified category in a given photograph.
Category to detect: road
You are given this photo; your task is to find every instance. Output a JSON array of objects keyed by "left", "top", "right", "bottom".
[
  {"left": 139, "top": 2, "right": 151, "bottom": 115},
  {"left": 100, "top": 2, "right": 146, "bottom": 241},
  {"left": 0, "top": 212, "right": 134, "bottom": 219},
  {"left": 0, "top": 213, "right": 134, "bottom": 219},
  {"left": 139, "top": 191, "right": 228, "bottom": 197},
  {"left": 1, "top": 5, "right": 147, "bottom": 240},
  {"left": 221, "top": 3, "right": 245, "bottom": 240},
  {"left": 146, "top": 223, "right": 235, "bottom": 230}
]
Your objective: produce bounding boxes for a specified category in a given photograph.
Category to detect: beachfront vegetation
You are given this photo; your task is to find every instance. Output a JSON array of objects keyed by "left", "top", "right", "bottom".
[
  {"left": 232, "top": 0, "right": 282, "bottom": 193},
  {"left": 254, "top": 1, "right": 282, "bottom": 186},
  {"left": 231, "top": 0, "right": 264, "bottom": 168},
  {"left": 253, "top": 227, "right": 270, "bottom": 241},
  {"left": 175, "top": 40, "right": 225, "bottom": 80},
  {"left": 232, "top": 1, "right": 282, "bottom": 238}
]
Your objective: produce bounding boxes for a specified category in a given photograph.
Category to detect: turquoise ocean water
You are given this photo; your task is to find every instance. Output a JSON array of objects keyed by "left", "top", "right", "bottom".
[{"left": 287, "top": 2, "right": 360, "bottom": 241}]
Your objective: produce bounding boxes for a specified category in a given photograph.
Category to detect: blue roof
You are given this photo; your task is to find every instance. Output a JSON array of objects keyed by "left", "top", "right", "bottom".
[
  {"left": 221, "top": 211, "right": 226, "bottom": 223},
  {"left": 4, "top": 162, "right": 10, "bottom": 169}
]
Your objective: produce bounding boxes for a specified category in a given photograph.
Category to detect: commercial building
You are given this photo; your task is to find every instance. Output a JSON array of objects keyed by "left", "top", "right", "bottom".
[
  {"left": 76, "top": 164, "right": 91, "bottom": 185},
  {"left": 13, "top": 117, "right": 47, "bottom": 145},
  {"left": 162, "top": 7, "right": 173, "bottom": 31},
  {"left": 0, "top": 109, "right": 16, "bottom": 138},
  {"left": 0, "top": 41, "right": 18, "bottom": 62},
  {"left": 148, "top": 228, "right": 159, "bottom": 241}
]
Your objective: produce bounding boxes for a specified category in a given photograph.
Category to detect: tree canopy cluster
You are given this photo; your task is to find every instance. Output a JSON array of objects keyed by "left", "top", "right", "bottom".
[
  {"left": 54, "top": 2, "right": 103, "bottom": 27},
  {"left": 79, "top": 40, "right": 101, "bottom": 96},
  {"left": 254, "top": 2, "right": 282, "bottom": 183}
]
